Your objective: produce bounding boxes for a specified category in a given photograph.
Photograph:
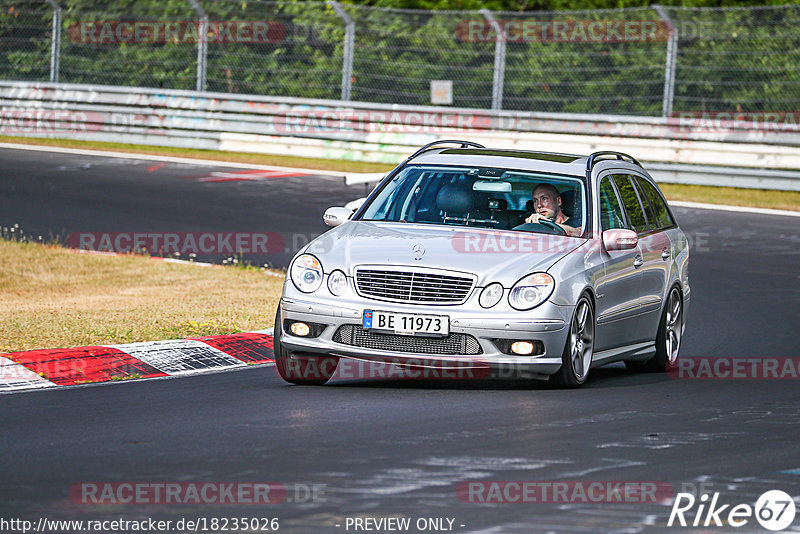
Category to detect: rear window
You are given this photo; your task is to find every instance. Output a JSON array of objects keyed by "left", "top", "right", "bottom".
[
  {"left": 612, "top": 175, "right": 648, "bottom": 233},
  {"left": 635, "top": 176, "right": 675, "bottom": 230}
]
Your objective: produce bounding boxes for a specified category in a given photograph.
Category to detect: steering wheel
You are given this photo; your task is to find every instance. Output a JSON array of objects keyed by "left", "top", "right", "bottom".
[
  {"left": 511, "top": 220, "right": 567, "bottom": 236},
  {"left": 537, "top": 218, "right": 567, "bottom": 235}
]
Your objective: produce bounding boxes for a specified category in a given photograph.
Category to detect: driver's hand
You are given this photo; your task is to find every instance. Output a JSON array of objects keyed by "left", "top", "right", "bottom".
[{"left": 525, "top": 213, "right": 550, "bottom": 224}]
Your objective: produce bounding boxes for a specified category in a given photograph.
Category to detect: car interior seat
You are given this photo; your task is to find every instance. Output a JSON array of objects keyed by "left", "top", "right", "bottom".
[
  {"left": 559, "top": 188, "right": 582, "bottom": 227},
  {"left": 436, "top": 181, "right": 475, "bottom": 223}
]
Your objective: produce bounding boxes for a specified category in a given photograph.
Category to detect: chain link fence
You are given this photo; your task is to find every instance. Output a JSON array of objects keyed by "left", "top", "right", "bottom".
[
  {"left": 664, "top": 4, "right": 800, "bottom": 114},
  {"left": 1, "top": 0, "right": 799, "bottom": 116},
  {"left": 0, "top": 1, "right": 53, "bottom": 82}
]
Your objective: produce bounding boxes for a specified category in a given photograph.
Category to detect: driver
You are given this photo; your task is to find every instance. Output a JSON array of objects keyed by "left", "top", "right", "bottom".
[{"left": 525, "top": 183, "right": 581, "bottom": 237}]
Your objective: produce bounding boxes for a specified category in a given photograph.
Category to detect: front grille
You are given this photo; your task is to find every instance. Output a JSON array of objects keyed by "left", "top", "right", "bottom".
[
  {"left": 355, "top": 268, "right": 475, "bottom": 304},
  {"left": 333, "top": 325, "right": 483, "bottom": 355}
]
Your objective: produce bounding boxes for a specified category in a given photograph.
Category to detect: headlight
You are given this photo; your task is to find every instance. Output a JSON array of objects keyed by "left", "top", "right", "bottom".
[
  {"left": 290, "top": 254, "right": 323, "bottom": 293},
  {"left": 327, "top": 269, "right": 348, "bottom": 296},
  {"left": 508, "top": 273, "right": 555, "bottom": 311},
  {"left": 479, "top": 282, "right": 504, "bottom": 308}
]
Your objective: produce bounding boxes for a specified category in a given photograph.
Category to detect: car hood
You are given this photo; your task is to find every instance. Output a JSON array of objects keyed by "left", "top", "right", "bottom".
[{"left": 304, "top": 221, "right": 586, "bottom": 286}]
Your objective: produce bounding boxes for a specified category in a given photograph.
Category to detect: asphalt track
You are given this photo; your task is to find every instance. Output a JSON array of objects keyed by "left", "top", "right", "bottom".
[
  {"left": 2, "top": 147, "right": 800, "bottom": 533},
  {"left": 0, "top": 147, "right": 359, "bottom": 267}
]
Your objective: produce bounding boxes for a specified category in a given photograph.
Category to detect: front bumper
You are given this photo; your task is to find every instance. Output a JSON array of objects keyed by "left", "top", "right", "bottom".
[{"left": 278, "top": 295, "right": 572, "bottom": 378}]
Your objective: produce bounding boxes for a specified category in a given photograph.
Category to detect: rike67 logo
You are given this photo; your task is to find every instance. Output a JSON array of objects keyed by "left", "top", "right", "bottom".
[{"left": 668, "top": 490, "right": 796, "bottom": 531}]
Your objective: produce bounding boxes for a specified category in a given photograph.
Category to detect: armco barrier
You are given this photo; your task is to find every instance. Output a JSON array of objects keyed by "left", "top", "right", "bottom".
[{"left": 2, "top": 81, "right": 800, "bottom": 190}]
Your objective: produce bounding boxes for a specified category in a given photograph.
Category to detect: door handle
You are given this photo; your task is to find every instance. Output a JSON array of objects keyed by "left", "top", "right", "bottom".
[
  {"left": 633, "top": 255, "right": 644, "bottom": 268},
  {"left": 662, "top": 249, "right": 671, "bottom": 260}
]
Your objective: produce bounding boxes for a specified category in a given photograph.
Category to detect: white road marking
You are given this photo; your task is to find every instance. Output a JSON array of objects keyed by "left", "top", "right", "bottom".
[
  {"left": 0, "top": 142, "right": 347, "bottom": 177},
  {"left": 670, "top": 200, "right": 800, "bottom": 217}
]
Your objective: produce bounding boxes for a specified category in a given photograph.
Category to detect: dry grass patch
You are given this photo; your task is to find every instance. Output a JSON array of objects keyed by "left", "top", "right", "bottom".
[
  {"left": 0, "top": 240, "right": 284, "bottom": 353},
  {"left": 661, "top": 183, "right": 800, "bottom": 212}
]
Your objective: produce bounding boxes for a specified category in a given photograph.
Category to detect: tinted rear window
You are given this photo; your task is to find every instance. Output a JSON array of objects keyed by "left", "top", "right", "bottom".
[
  {"left": 635, "top": 176, "right": 675, "bottom": 230},
  {"left": 613, "top": 175, "right": 648, "bottom": 233}
]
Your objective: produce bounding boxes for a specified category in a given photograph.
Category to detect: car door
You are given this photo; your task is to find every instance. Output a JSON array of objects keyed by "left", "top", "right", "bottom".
[
  {"left": 631, "top": 174, "right": 675, "bottom": 339},
  {"left": 593, "top": 174, "right": 645, "bottom": 351}
]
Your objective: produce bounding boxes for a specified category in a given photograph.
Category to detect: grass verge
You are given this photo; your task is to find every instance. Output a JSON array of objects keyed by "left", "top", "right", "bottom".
[
  {"left": 2, "top": 135, "right": 798, "bottom": 212},
  {"left": 659, "top": 183, "right": 800, "bottom": 212},
  {"left": 0, "top": 240, "right": 284, "bottom": 353}
]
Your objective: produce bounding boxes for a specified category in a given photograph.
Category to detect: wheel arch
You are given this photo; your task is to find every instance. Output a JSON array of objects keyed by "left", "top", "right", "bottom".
[
  {"left": 579, "top": 286, "right": 596, "bottom": 312},
  {"left": 660, "top": 282, "right": 683, "bottom": 316}
]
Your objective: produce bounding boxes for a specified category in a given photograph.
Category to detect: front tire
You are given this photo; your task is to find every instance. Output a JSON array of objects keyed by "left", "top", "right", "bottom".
[
  {"left": 273, "top": 307, "right": 339, "bottom": 385},
  {"left": 550, "top": 295, "right": 595, "bottom": 388}
]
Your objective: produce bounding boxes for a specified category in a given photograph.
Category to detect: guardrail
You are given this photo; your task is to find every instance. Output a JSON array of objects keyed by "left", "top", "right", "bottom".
[{"left": 2, "top": 81, "right": 799, "bottom": 191}]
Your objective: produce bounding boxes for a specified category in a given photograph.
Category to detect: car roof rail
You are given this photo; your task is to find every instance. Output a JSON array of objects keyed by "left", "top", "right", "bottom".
[
  {"left": 408, "top": 139, "right": 486, "bottom": 160},
  {"left": 586, "top": 151, "right": 641, "bottom": 176}
]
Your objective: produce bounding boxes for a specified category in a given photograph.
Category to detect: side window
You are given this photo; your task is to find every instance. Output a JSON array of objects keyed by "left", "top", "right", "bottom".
[
  {"left": 612, "top": 175, "right": 649, "bottom": 234},
  {"left": 598, "top": 177, "right": 627, "bottom": 230},
  {"left": 635, "top": 176, "right": 674, "bottom": 230},
  {"left": 631, "top": 177, "right": 655, "bottom": 231}
]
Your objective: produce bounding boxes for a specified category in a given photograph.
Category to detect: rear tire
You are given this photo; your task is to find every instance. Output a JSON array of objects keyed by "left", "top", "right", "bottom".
[
  {"left": 550, "top": 295, "right": 594, "bottom": 388},
  {"left": 273, "top": 306, "right": 339, "bottom": 385},
  {"left": 626, "top": 286, "right": 682, "bottom": 373}
]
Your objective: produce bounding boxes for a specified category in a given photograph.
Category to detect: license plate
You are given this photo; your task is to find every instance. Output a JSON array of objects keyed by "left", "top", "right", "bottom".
[{"left": 363, "top": 310, "right": 449, "bottom": 336}]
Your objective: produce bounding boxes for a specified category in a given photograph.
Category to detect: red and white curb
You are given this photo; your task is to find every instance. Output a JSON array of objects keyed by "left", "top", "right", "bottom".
[{"left": 0, "top": 328, "right": 274, "bottom": 393}]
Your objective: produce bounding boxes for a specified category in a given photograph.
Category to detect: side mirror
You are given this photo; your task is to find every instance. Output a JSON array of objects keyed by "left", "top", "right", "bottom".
[
  {"left": 602, "top": 229, "right": 638, "bottom": 251},
  {"left": 344, "top": 197, "right": 367, "bottom": 211},
  {"left": 323, "top": 207, "right": 353, "bottom": 227}
]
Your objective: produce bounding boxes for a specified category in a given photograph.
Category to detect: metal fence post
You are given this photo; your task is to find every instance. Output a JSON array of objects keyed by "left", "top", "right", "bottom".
[
  {"left": 328, "top": 1, "right": 354, "bottom": 101},
  {"left": 654, "top": 5, "right": 678, "bottom": 117},
  {"left": 480, "top": 9, "right": 505, "bottom": 111},
  {"left": 45, "top": 0, "right": 61, "bottom": 83},
  {"left": 187, "top": 0, "right": 207, "bottom": 91}
]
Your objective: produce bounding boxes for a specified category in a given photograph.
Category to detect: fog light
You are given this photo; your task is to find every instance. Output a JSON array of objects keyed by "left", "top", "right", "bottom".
[
  {"left": 290, "top": 322, "right": 311, "bottom": 336},
  {"left": 511, "top": 341, "right": 535, "bottom": 355}
]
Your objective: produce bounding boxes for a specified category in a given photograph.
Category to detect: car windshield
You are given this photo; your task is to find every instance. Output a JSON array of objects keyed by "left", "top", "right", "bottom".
[{"left": 359, "top": 164, "right": 587, "bottom": 237}]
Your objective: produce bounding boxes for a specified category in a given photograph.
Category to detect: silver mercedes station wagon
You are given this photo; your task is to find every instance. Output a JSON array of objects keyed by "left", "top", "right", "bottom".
[{"left": 274, "top": 141, "right": 690, "bottom": 387}]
